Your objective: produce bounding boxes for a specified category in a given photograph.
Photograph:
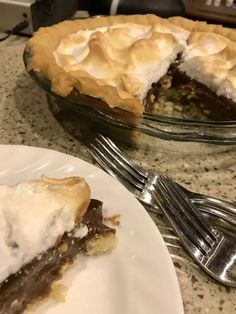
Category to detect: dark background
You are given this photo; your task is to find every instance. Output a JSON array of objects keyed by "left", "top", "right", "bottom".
[{"left": 79, "top": 0, "right": 186, "bottom": 17}]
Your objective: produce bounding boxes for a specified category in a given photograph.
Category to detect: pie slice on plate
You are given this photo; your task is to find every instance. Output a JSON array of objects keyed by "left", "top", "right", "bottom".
[
  {"left": 0, "top": 176, "right": 117, "bottom": 314},
  {"left": 26, "top": 15, "right": 236, "bottom": 117}
]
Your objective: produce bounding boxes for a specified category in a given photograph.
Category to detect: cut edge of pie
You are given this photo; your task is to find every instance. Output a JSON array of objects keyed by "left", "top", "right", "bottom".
[
  {"left": 0, "top": 176, "right": 117, "bottom": 314},
  {"left": 26, "top": 14, "right": 236, "bottom": 116}
]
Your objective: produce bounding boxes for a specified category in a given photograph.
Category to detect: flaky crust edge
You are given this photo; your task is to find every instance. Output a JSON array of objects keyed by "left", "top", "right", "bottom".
[{"left": 26, "top": 14, "right": 236, "bottom": 115}]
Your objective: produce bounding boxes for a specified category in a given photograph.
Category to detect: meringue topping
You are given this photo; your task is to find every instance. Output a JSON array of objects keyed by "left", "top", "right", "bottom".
[
  {"left": 0, "top": 176, "right": 90, "bottom": 283},
  {"left": 180, "top": 32, "right": 236, "bottom": 103},
  {"left": 53, "top": 22, "right": 189, "bottom": 100},
  {"left": 27, "top": 15, "right": 236, "bottom": 114}
]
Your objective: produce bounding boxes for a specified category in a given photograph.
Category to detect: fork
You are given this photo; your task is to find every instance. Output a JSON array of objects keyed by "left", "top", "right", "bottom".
[
  {"left": 152, "top": 175, "right": 236, "bottom": 286},
  {"left": 88, "top": 134, "right": 236, "bottom": 228}
]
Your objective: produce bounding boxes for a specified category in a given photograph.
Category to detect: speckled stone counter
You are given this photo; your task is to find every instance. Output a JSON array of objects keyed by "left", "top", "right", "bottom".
[{"left": 0, "top": 35, "right": 236, "bottom": 313}]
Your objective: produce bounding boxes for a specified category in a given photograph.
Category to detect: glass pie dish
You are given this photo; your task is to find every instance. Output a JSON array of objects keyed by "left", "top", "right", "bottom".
[{"left": 23, "top": 49, "right": 236, "bottom": 148}]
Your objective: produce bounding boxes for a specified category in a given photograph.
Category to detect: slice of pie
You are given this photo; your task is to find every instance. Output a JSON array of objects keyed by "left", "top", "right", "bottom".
[
  {"left": 0, "top": 176, "right": 117, "bottom": 314},
  {"left": 26, "top": 15, "right": 236, "bottom": 118}
]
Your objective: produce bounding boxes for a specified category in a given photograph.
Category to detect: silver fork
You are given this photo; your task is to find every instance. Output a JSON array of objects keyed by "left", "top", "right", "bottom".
[
  {"left": 153, "top": 175, "right": 236, "bottom": 286},
  {"left": 88, "top": 134, "right": 236, "bottom": 228}
]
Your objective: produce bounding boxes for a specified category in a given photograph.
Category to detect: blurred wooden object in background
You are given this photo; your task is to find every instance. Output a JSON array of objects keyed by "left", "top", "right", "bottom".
[{"left": 183, "top": 0, "right": 236, "bottom": 24}]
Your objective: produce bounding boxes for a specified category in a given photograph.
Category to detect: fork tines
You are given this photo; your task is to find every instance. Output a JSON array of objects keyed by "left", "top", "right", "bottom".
[
  {"left": 88, "top": 135, "right": 236, "bottom": 286},
  {"left": 88, "top": 135, "right": 148, "bottom": 191},
  {"left": 152, "top": 176, "right": 222, "bottom": 257}
]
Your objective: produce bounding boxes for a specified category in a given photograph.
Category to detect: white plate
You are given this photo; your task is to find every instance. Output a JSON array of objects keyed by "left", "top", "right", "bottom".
[{"left": 0, "top": 145, "right": 183, "bottom": 314}]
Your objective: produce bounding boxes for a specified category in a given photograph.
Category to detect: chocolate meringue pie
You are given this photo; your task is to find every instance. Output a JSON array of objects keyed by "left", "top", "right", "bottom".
[
  {"left": 0, "top": 176, "right": 117, "bottom": 314},
  {"left": 27, "top": 15, "right": 236, "bottom": 116}
]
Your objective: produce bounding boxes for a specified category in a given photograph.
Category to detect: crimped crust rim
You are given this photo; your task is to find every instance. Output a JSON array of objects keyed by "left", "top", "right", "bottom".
[{"left": 26, "top": 14, "right": 236, "bottom": 115}]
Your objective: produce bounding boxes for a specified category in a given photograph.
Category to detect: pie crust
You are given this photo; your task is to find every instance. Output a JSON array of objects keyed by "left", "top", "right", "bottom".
[{"left": 27, "top": 15, "right": 236, "bottom": 115}]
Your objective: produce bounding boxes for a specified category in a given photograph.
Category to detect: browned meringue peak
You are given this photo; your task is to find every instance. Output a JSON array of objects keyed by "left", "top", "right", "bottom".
[
  {"left": 180, "top": 32, "right": 236, "bottom": 102},
  {"left": 219, "top": 63, "right": 236, "bottom": 102},
  {"left": 0, "top": 176, "right": 91, "bottom": 284},
  {"left": 53, "top": 22, "right": 189, "bottom": 100},
  {"left": 152, "top": 21, "right": 189, "bottom": 46}
]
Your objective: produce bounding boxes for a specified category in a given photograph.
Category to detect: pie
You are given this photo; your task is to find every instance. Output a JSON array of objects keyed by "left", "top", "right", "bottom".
[
  {"left": 26, "top": 15, "right": 236, "bottom": 118},
  {"left": 0, "top": 176, "right": 117, "bottom": 314}
]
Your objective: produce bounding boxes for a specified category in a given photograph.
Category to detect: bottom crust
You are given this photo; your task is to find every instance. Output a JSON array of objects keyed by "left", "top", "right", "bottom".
[{"left": 0, "top": 199, "right": 116, "bottom": 314}]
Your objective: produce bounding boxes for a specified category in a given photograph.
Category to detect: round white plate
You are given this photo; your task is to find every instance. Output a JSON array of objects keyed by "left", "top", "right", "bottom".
[{"left": 0, "top": 145, "right": 183, "bottom": 314}]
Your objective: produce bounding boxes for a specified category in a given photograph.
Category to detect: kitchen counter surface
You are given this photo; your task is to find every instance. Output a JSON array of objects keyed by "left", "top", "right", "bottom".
[{"left": 0, "top": 35, "right": 236, "bottom": 313}]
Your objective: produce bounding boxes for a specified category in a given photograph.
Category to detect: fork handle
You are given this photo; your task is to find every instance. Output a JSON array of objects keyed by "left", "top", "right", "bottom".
[
  {"left": 190, "top": 195, "right": 236, "bottom": 216},
  {"left": 197, "top": 206, "right": 236, "bottom": 231},
  {"left": 178, "top": 184, "right": 236, "bottom": 216},
  {"left": 142, "top": 200, "right": 236, "bottom": 229}
]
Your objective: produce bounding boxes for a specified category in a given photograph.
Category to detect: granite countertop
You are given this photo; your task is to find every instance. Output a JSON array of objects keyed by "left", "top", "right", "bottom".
[{"left": 0, "top": 35, "right": 236, "bottom": 313}]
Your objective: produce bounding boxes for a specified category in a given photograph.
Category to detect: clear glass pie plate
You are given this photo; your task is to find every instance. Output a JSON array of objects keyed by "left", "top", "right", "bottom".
[{"left": 23, "top": 49, "right": 236, "bottom": 150}]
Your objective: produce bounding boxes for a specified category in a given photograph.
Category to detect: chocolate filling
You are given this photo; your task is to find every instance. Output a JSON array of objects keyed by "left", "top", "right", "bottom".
[
  {"left": 146, "top": 65, "right": 236, "bottom": 121},
  {"left": 0, "top": 199, "right": 115, "bottom": 314}
]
